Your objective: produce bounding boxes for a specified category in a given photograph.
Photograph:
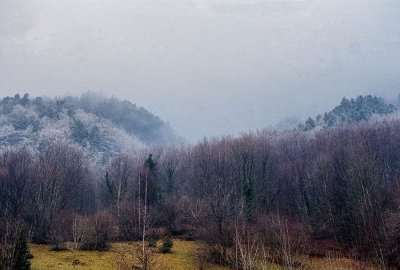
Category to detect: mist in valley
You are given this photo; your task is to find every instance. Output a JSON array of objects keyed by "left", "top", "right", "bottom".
[
  {"left": 2, "top": 1, "right": 400, "bottom": 270},
  {"left": 1, "top": 0, "right": 400, "bottom": 141}
]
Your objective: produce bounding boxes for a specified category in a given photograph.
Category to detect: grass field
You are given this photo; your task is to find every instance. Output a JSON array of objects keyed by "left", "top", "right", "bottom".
[
  {"left": 30, "top": 240, "right": 229, "bottom": 270},
  {"left": 30, "top": 240, "right": 380, "bottom": 270}
]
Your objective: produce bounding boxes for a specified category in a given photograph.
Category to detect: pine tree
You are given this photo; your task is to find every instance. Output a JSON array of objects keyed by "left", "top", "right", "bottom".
[
  {"left": 165, "top": 161, "right": 176, "bottom": 194},
  {"left": 144, "top": 154, "right": 158, "bottom": 204},
  {"left": 160, "top": 236, "right": 173, "bottom": 253},
  {"left": 145, "top": 154, "right": 156, "bottom": 177},
  {"left": 10, "top": 229, "right": 33, "bottom": 270}
]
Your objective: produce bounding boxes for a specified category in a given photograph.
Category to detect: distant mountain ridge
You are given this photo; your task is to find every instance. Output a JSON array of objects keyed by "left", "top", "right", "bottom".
[
  {"left": 298, "top": 95, "right": 397, "bottom": 131},
  {"left": 0, "top": 93, "right": 175, "bottom": 163}
]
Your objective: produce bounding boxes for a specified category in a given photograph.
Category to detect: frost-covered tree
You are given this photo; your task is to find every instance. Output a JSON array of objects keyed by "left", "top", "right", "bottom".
[
  {"left": 0, "top": 93, "right": 174, "bottom": 164},
  {"left": 299, "top": 95, "right": 397, "bottom": 131}
]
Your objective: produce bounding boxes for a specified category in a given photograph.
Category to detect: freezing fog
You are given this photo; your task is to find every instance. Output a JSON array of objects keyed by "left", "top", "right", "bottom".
[{"left": 1, "top": 0, "right": 400, "bottom": 142}]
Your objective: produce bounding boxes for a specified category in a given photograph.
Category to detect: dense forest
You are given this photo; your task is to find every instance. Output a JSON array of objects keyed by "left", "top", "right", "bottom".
[{"left": 2, "top": 94, "right": 400, "bottom": 269}]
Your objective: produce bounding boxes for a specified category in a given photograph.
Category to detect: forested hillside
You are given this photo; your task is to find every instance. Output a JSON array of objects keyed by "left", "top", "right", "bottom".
[
  {"left": 0, "top": 93, "right": 175, "bottom": 163},
  {"left": 2, "top": 94, "right": 400, "bottom": 269},
  {"left": 298, "top": 95, "right": 396, "bottom": 131}
]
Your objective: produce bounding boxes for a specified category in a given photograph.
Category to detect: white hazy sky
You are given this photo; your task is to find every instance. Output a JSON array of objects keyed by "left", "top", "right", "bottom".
[{"left": 1, "top": 0, "right": 400, "bottom": 142}]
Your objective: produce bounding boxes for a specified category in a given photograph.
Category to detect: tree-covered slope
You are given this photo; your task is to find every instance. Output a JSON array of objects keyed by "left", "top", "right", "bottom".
[
  {"left": 299, "top": 95, "right": 397, "bottom": 131},
  {"left": 0, "top": 93, "right": 175, "bottom": 163}
]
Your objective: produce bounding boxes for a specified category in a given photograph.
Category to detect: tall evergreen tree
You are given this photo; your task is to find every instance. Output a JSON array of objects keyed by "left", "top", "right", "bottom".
[
  {"left": 12, "top": 230, "right": 33, "bottom": 270},
  {"left": 144, "top": 154, "right": 158, "bottom": 204}
]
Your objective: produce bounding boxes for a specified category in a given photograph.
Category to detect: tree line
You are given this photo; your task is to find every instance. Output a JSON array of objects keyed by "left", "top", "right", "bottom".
[{"left": 2, "top": 117, "right": 400, "bottom": 269}]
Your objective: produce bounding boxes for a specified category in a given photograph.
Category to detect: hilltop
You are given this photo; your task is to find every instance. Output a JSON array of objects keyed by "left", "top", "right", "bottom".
[{"left": 0, "top": 93, "right": 176, "bottom": 163}]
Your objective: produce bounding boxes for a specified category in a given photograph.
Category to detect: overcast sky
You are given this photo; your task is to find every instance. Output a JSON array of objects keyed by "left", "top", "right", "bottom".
[{"left": 1, "top": 0, "right": 400, "bottom": 142}]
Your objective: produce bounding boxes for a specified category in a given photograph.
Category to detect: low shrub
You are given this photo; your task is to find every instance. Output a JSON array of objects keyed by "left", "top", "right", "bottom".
[{"left": 160, "top": 236, "right": 173, "bottom": 253}]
